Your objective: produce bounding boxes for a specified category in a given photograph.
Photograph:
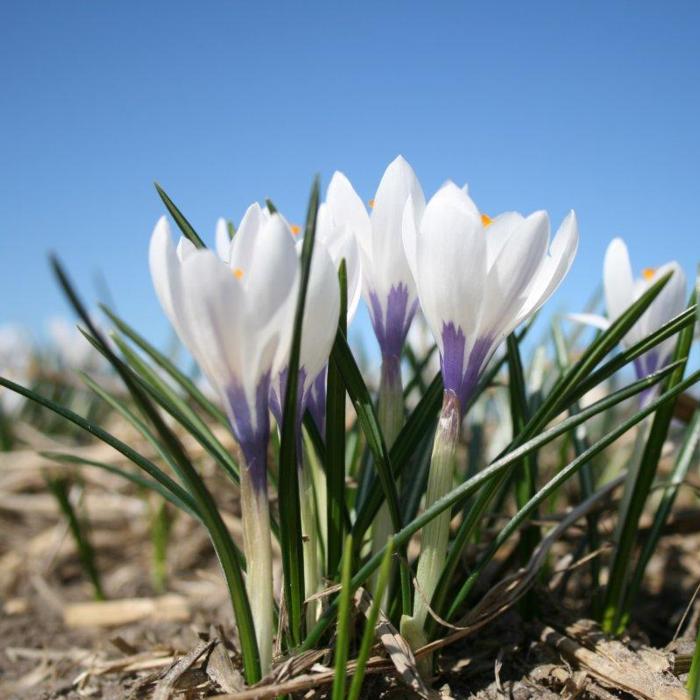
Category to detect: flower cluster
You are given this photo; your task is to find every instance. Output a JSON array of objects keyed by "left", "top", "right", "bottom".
[{"left": 149, "top": 155, "right": 688, "bottom": 669}]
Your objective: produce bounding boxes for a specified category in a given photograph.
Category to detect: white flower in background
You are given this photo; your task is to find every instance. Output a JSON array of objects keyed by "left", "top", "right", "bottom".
[
  {"left": 269, "top": 239, "right": 340, "bottom": 430},
  {"left": 404, "top": 182, "right": 579, "bottom": 411},
  {"left": 149, "top": 209, "right": 298, "bottom": 674},
  {"left": 570, "top": 237, "right": 686, "bottom": 380},
  {"left": 401, "top": 181, "right": 578, "bottom": 650},
  {"left": 47, "top": 317, "right": 104, "bottom": 371},
  {"left": 305, "top": 171, "right": 364, "bottom": 431},
  {"left": 0, "top": 325, "right": 33, "bottom": 415}
]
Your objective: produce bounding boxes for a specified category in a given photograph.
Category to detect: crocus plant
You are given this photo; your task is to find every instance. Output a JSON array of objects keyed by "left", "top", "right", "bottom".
[
  {"left": 149, "top": 209, "right": 298, "bottom": 673},
  {"left": 400, "top": 182, "right": 579, "bottom": 648},
  {"left": 570, "top": 237, "right": 687, "bottom": 399}
]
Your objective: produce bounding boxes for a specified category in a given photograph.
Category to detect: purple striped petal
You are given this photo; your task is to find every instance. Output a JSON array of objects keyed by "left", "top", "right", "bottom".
[
  {"left": 369, "top": 283, "right": 418, "bottom": 360},
  {"left": 440, "top": 322, "right": 494, "bottom": 410},
  {"left": 225, "top": 373, "right": 272, "bottom": 493}
]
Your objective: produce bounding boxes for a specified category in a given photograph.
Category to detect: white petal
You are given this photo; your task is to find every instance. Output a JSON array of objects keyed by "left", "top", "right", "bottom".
[
  {"left": 514, "top": 210, "right": 579, "bottom": 327},
  {"left": 326, "top": 171, "right": 371, "bottom": 261},
  {"left": 369, "top": 156, "right": 425, "bottom": 301},
  {"left": 401, "top": 195, "right": 419, "bottom": 285},
  {"left": 604, "top": 237, "right": 634, "bottom": 322},
  {"left": 485, "top": 212, "right": 525, "bottom": 269},
  {"left": 215, "top": 217, "right": 231, "bottom": 262},
  {"left": 479, "top": 211, "right": 550, "bottom": 339},
  {"left": 232, "top": 213, "right": 299, "bottom": 332},
  {"left": 416, "top": 187, "right": 485, "bottom": 353},
  {"left": 149, "top": 217, "right": 192, "bottom": 348},
  {"left": 567, "top": 312, "right": 611, "bottom": 331},
  {"left": 640, "top": 261, "right": 687, "bottom": 361},
  {"left": 176, "top": 236, "right": 196, "bottom": 262}
]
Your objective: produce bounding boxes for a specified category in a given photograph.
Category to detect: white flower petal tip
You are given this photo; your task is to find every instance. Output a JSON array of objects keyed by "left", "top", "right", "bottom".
[{"left": 409, "top": 193, "right": 578, "bottom": 411}]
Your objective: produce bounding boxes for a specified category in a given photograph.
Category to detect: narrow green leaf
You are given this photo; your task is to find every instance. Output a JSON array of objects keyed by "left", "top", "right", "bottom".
[
  {"left": 45, "top": 475, "right": 104, "bottom": 600},
  {"left": 332, "top": 534, "right": 354, "bottom": 700},
  {"left": 42, "top": 450, "right": 199, "bottom": 517},
  {"left": 278, "top": 177, "right": 319, "bottom": 646},
  {"left": 347, "top": 539, "right": 395, "bottom": 700},
  {"left": 101, "top": 304, "right": 228, "bottom": 426},
  {"left": 154, "top": 182, "right": 206, "bottom": 249},
  {"left": 602, "top": 297, "right": 696, "bottom": 634},
  {"left": 552, "top": 320, "right": 601, "bottom": 616},
  {"left": 49, "top": 257, "right": 261, "bottom": 683},
  {"left": 507, "top": 333, "right": 540, "bottom": 570},
  {"left": 326, "top": 260, "right": 348, "bottom": 578},
  {"left": 301, "top": 364, "right": 697, "bottom": 650},
  {"left": 620, "top": 407, "right": 700, "bottom": 628}
]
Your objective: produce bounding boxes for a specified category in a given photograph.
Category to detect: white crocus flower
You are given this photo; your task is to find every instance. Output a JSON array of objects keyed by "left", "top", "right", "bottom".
[
  {"left": 570, "top": 237, "right": 686, "bottom": 384},
  {"left": 270, "top": 238, "right": 340, "bottom": 625},
  {"left": 149, "top": 208, "right": 298, "bottom": 674},
  {"left": 305, "top": 171, "right": 364, "bottom": 432},
  {"left": 401, "top": 182, "right": 578, "bottom": 651}
]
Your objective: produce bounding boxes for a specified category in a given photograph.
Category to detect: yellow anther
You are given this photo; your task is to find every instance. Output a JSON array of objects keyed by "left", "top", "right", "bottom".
[
  {"left": 368, "top": 198, "right": 375, "bottom": 209},
  {"left": 233, "top": 267, "right": 244, "bottom": 280},
  {"left": 290, "top": 224, "right": 301, "bottom": 236},
  {"left": 642, "top": 267, "right": 656, "bottom": 281},
  {"left": 481, "top": 213, "right": 493, "bottom": 227}
]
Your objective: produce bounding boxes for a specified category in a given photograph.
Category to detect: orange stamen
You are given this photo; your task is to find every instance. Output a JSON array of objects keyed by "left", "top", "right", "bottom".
[
  {"left": 481, "top": 213, "right": 493, "bottom": 227},
  {"left": 368, "top": 198, "right": 375, "bottom": 209},
  {"left": 233, "top": 268, "right": 244, "bottom": 280},
  {"left": 290, "top": 224, "right": 301, "bottom": 235},
  {"left": 642, "top": 267, "right": 655, "bottom": 281}
]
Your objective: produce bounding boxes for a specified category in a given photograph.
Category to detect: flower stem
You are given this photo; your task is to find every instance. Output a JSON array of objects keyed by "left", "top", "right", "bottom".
[
  {"left": 400, "top": 390, "right": 460, "bottom": 655},
  {"left": 299, "top": 462, "right": 321, "bottom": 629},
  {"left": 371, "top": 355, "right": 404, "bottom": 598},
  {"left": 240, "top": 465, "right": 273, "bottom": 675}
]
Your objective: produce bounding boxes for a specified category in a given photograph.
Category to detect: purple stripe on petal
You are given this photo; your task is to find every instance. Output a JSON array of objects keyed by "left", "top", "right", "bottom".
[
  {"left": 225, "top": 372, "right": 271, "bottom": 493},
  {"left": 369, "top": 283, "right": 418, "bottom": 360},
  {"left": 270, "top": 366, "right": 308, "bottom": 469},
  {"left": 440, "top": 322, "right": 494, "bottom": 411},
  {"left": 306, "top": 367, "right": 327, "bottom": 436}
]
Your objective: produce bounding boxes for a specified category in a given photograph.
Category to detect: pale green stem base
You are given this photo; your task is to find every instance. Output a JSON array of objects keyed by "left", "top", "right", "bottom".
[
  {"left": 371, "top": 356, "right": 404, "bottom": 599},
  {"left": 299, "top": 463, "right": 321, "bottom": 629},
  {"left": 240, "top": 467, "right": 273, "bottom": 675},
  {"left": 401, "top": 391, "right": 460, "bottom": 661}
]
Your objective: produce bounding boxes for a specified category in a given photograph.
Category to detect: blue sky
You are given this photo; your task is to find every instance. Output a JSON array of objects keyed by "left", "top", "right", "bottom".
[{"left": 1, "top": 1, "right": 698, "bottom": 354}]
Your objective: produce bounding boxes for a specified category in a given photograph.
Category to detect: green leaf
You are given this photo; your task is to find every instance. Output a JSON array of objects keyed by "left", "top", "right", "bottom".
[
  {"left": 620, "top": 407, "right": 700, "bottom": 629},
  {"left": 331, "top": 534, "right": 354, "bottom": 700},
  {"left": 301, "top": 362, "right": 696, "bottom": 650},
  {"left": 101, "top": 304, "right": 228, "bottom": 426},
  {"left": 154, "top": 182, "right": 206, "bottom": 249},
  {"left": 278, "top": 177, "right": 319, "bottom": 646},
  {"left": 602, "top": 296, "right": 696, "bottom": 634},
  {"left": 326, "top": 260, "right": 348, "bottom": 578},
  {"left": 45, "top": 474, "right": 104, "bottom": 600},
  {"left": 347, "top": 539, "right": 395, "bottom": 700},
  {"left": 445, "top": 366, "right": 700, "bottom": 624},
  {"left": 507, "top": 333, "right": 540, "bottom": 570},
  {"left": 42, "top": 451, "right": 199, "bottom": 517},
  {"left": 48, "top": 256, "right": 261, "bottom": 683}
]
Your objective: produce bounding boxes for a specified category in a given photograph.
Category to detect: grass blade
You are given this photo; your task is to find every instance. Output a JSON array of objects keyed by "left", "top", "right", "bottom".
[
  {"left": 101, "top": 304, "right": 228, "bottom": 426},
  {"left": 45, "top": 475, "right": 104, "bottom": 600},
  {"left": 326, "top": 260, "right": 348, "bottom": 578},
  {"left": 302, "top": 363, "right": 698, "bottom": 650},
  {"left": 154, "top": 182, "right": 206, "bottom": 248},
  {"left": 278, "top": 177, "right": 320, "bottom": 646},
  {"left": 332, "top": 534, "right": 354, "bottom": 700},
  {"left": 49, "top": 256, "right": 261, "bottom": 683},
  {"left": 347, "top": 539, "right": 395, "bottom": 700},
  {"left": 602, "top": 298, "right": 696, "bottom": 634},
  {"left": 620, "top": 407, "right": 700, "bottom": 629}
]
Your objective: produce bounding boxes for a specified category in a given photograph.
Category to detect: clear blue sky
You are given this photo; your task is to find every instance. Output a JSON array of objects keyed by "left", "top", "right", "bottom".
[{"left": 1, "top": 2, "right": 698, "bottom": 351}]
